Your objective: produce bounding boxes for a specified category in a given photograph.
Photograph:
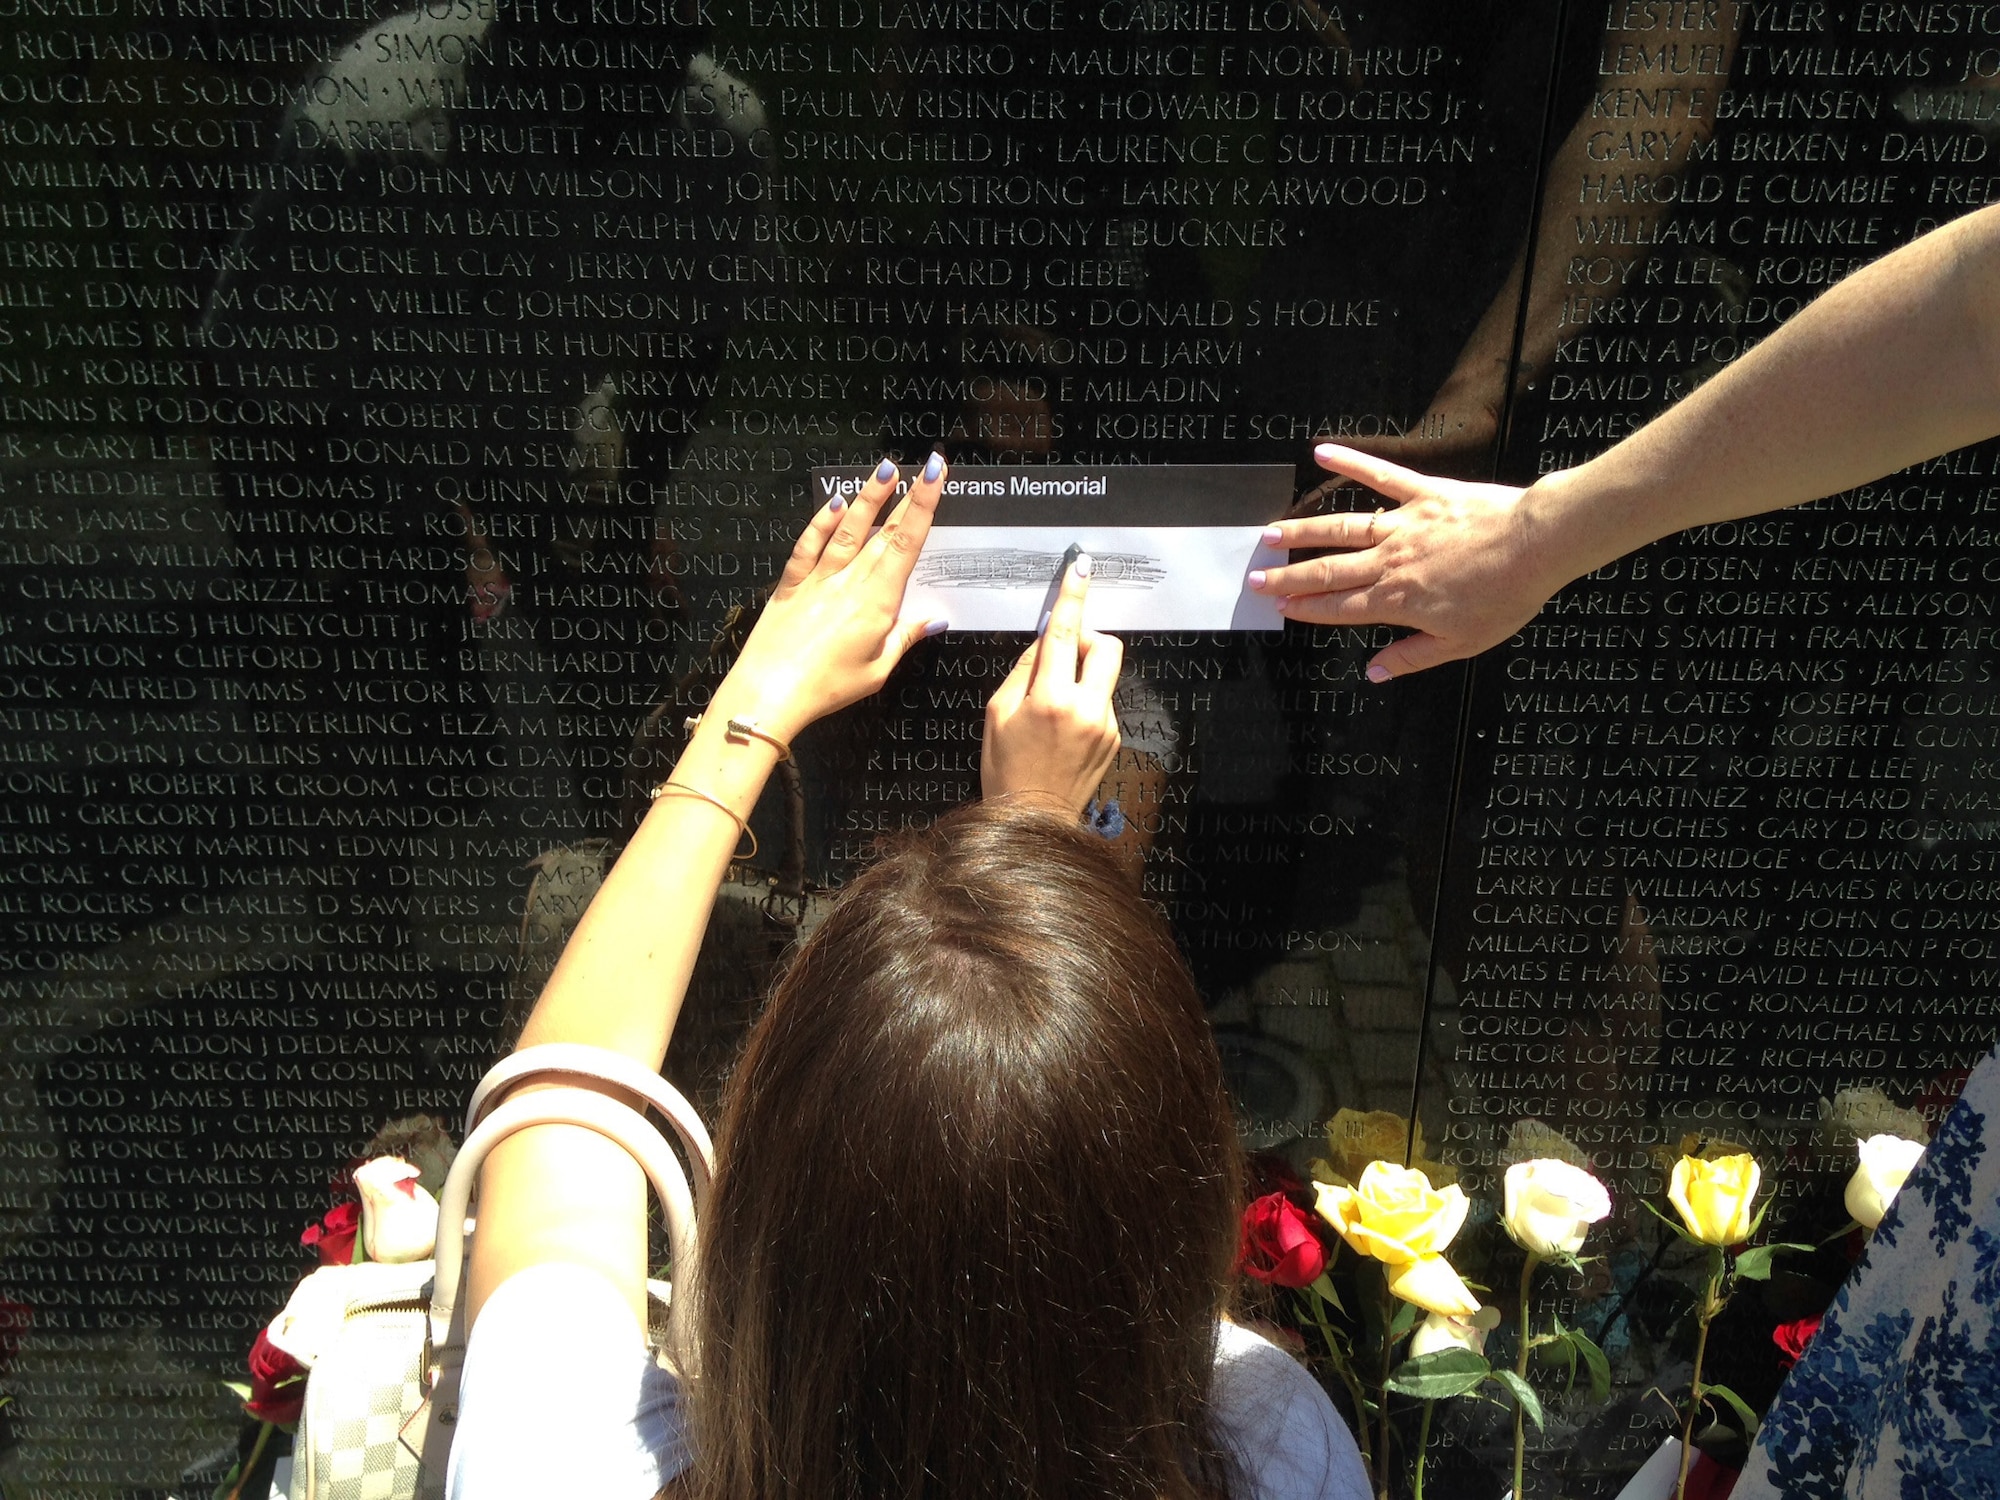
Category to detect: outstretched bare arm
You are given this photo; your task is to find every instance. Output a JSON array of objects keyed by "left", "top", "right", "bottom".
[
  {"left": 1255, "top": 203, "right": 2000, "bottom": 678},
  {"left": 467, "top": 455, "right": 947, "bottom": 1327}
]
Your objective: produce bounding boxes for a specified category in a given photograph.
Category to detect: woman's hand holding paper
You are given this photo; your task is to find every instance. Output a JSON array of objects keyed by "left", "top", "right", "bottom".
[
  {"left": 718, "top": 453, "right": 949, "bottom": 741},
  {"left": 982, "top": 554, "right": 1124, "bottom": 814}
]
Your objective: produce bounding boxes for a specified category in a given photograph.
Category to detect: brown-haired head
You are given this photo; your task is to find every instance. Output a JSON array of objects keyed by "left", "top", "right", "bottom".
[{"left": 688, "top": 799, "right": 1244, "bottom": 1500}]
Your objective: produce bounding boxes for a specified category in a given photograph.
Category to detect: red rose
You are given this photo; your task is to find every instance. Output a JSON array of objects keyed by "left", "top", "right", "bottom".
[
  {"left": 301, "top": 1201, "right": 360, "bottom": 1266},
  {"left": 1773, "top": 1314, "right": 1822, "bottom": 1369},
  {"left": 244, "top": 1328, "right": 307, "bottom": 1426},
  {"left": 1236, "top": 1192, "right": 1328, "bottom": 1289}
]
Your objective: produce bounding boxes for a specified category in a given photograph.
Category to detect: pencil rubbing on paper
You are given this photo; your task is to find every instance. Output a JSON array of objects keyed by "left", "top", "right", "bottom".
[{"left": 914, "top": 550, "right": 1167, "bottom": 589}]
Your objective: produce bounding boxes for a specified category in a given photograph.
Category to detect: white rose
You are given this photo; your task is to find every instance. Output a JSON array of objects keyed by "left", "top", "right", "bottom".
[
  {"left": 1409, "top": 1305, "right": 1501, "bottom": 1359},
  {"left": 1502, "top": 1158, "right": 1613, "bottom": 1258},
  {"left": 1844, "top": 1134, "right": 1926, "bottom": 1230},
  {"left": 354, "top": 1156, "right": 439, "bottom": 1264}
]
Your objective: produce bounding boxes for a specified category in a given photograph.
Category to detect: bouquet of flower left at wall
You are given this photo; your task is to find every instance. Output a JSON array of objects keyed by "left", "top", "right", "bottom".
[
  {"left": 1237, "top": 1121, "right": 1532, "bottom": 1500},
  {"left": 1239, "top": 1115, "right": 1624, "bottom": 1500},
  {"left": 211, "top": 1116, "right": 457, "bottom": 1500}
]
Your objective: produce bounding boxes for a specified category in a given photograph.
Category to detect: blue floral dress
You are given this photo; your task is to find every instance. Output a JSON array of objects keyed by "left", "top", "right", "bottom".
[{"left": 1735, "top": 1043, "right": 2000, "bottom": 1500}]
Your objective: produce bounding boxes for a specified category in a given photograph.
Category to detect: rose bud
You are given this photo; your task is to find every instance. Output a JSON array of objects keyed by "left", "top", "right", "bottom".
[
  {"left": 1772, "top": 1314, "right": 1822, "bottom": 1370},
  {"left": 1409, "top": 1305, "right": 1502, "bottom": 1359},
  {"left": 245, "top": 1327, "right": 307, "bottom": 1426},
  {"left": 1315, "top": 1161, "right": 1479, "bottom": 1316},
  {"left": 1502, "top": 1159, "right": 1612, "bottom": 1259},
  {"left": 354, "top": 1156, "right": 440, "bottom": 1264},
  {"left": 1236, "top": 1192, "right": 1328, "bottom": 1289},
  {"left": 300, "top": 1200, "right": 361, "bottom": 1266},
  {"left": 1667, "top": 1153, "right": 1761, "bottom": 1247},
  {"left": 1844, "top": 1134, "right": 1926, "bottom": 1231}
]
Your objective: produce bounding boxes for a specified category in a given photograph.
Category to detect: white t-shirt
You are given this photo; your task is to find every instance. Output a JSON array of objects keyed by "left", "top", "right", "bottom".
[{"left": 448, "top": 1262, "right": 1370, "bottom": 1500}]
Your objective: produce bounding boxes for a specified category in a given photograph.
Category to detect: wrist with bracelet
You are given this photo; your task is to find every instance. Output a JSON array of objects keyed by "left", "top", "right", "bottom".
[
  {"left": 648, "top": 780, "right": 759, "bottom": 861},
  {"left": 682, "top": 713, "right": 793, "bottom": 762},
  {"left": 644, "top": 714, "right": 795, "bottom": 863}
]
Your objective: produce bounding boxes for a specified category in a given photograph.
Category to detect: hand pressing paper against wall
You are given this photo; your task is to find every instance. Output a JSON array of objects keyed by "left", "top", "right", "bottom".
[{"left": 811, "top": 465, "right": 1291, "bottom": 632}]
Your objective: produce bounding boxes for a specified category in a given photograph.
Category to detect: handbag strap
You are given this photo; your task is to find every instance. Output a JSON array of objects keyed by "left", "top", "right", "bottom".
[
  {"left": 463, "top": 1042, "right": 714, "bottom": 1201},
  {"left": 430, "top": 1085, "right": 698, "bottom": 1365}
]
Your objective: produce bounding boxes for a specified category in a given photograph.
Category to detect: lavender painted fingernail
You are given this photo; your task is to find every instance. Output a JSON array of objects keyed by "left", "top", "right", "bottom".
[
  {"left": 923, "top": 618, "right": 949, "bottom": 636},
  {"left": 829, "top": 496, "right": 846, "bottom": 513},
  {"left": 1261, "top": 525, "right": 1283, "bottom": 545},
  {"left": 1366, "top": 664, "right": 1391, "bottom": 684},
  {"left": 1247, "top": 569, "right": 1267, "bottom": 591},
  {"left": 923, "top": 451, "right": 944, "bottom": 482},
  {"left": 1313, "top": 443, "right": 1339, "bottom": 462},
  {"left": 1073, "top": 551, "right": 1093, "bottom": 580},
  {"left": 875, "top": 458, "right": 896, "bottom": 482}
]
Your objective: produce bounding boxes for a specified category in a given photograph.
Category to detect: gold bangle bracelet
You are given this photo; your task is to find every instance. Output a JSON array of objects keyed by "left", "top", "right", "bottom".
[
  {"left": 648, "top": 780, "right": 759, "bottom": 862},
  {"left": 683, "top": 713, "right": 793, "bottom": 763}
]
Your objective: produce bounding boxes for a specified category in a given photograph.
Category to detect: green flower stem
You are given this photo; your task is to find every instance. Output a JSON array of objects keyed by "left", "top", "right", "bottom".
[
  {"left": 1377, "top": 1281, "right": 1396, "bottom": 1500},
  {"left": 1305, "top": 1288, "right": 1372, "bottom": 1475},
  {"left": 1414, "top": 1399, "right": 1435, "bottom": 1500},
  {"left": 1675, "top": 1250, "right": 1725, "bottom": 1500},
  {"left": 222, "top": 1421, "right": 275, "bottom": 1500},
  {"left": 1675, "top": 1317, "right": 1713, "bottom": 1500},
  {"left": 1513, "top": 1253, "right": 1540, "bottom": 1500}
]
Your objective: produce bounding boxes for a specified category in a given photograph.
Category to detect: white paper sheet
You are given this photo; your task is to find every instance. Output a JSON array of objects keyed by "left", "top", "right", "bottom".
[
  {"left": 1605, "top": 1438, "right": 1684, "bottom": 1500},
  {"left": 904, "top": 526, "right": 1284, "bottom": 632}
]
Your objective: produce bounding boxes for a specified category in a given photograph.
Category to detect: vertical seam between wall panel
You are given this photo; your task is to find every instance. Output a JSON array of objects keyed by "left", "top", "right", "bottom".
[
  {"left": 1492, "top": 0, "right": 1577, "bottom": 484},
  {"left": 1401, "top": 0, "right": 1576, "bottom": 1157}
]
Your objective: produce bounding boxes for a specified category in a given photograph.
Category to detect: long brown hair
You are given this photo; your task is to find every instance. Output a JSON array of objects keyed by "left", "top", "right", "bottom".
[{"left": 687, "top": 800, "right": 1245, "bottom": 1500}]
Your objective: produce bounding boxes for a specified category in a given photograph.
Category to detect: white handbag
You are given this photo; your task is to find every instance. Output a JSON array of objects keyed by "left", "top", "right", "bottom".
[{"left": 269, "top": 1044, "right": 712, "bottom": 1500}]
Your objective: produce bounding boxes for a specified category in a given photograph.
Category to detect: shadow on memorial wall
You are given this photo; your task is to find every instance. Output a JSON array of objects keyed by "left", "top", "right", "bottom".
[{"left": 5, "top": 0, "right": 1998, "bottom": 1493}]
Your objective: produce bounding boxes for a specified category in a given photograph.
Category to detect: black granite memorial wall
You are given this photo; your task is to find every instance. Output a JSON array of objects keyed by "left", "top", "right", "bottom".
[{"left": 2, "top": 0, "right": 1998, "bottom": 1494}]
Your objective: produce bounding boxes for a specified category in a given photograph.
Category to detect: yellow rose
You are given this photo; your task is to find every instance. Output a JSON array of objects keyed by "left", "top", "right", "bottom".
[
  {"left": 1316, "top": 1160, "right": 1468, "bottom": 1263},
  {"left": 1383, "top": 1255, "right": 1481, "bottom": 1317},
  {"left": 1667, "top": 1153, "right": 1761, "bottom": 1247},
  {"left": 1315, "top": 1161, "right": 1479, "bottom": 1316}
]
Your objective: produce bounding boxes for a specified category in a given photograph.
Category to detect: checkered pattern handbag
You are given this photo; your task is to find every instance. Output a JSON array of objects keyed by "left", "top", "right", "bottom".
[
  {"left": 286, "top": 1044, "right": 712, "bottom": 1500},
  {"left": 296, "top": 1302, "right": 435, "bottom": 1500}
]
